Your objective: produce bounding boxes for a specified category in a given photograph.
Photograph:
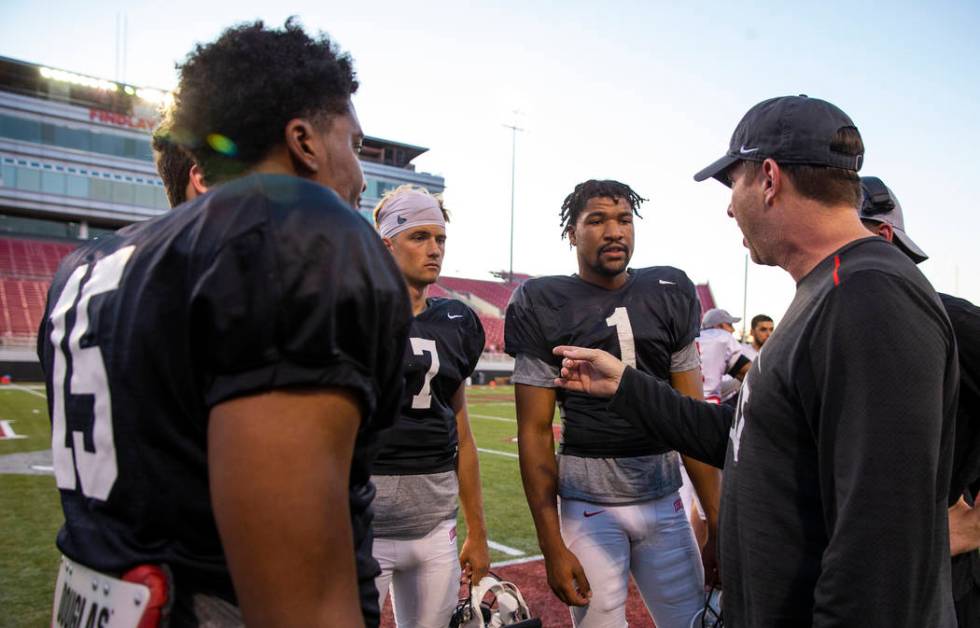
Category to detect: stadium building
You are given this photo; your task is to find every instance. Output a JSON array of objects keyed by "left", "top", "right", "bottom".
[{"left": 0, "top": 55, "right": 715, "bottom": 382}]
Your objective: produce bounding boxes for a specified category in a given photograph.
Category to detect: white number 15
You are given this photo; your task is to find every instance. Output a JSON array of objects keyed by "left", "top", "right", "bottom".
[{"left": 49, "top": 246, "right": 134, "bottom": 501}]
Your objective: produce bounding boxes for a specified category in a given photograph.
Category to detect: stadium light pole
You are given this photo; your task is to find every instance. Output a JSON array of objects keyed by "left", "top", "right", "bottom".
[{"left": 504, "top": 121, "right": 523, "bottom": 282}]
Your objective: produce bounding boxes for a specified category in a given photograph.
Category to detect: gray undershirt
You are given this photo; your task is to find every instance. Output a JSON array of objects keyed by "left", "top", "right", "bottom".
[
  {"left": 512, "top": 344, "right": 699, "bottom": 505},
  {"left": 371, "top": 470, "right": 459, "bottom": 538}
]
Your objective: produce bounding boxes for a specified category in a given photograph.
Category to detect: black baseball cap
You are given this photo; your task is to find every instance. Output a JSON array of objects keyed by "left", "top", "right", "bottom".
[
  {"left": 859, "top": 176, "right": 928, "bottom": 264},
  {"left": 694, "top": 95, "right": 864, "bottom": 186}
]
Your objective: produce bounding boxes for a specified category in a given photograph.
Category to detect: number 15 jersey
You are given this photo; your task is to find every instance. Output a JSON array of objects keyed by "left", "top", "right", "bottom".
[{"left": 37, "top": 174, "right": 411, "bottom": 610}]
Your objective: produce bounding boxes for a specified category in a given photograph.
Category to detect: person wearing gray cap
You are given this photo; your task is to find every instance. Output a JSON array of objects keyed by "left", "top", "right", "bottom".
[
  {"left": 550, "top": 95, "right": 959, "bottom": 627},
  {"left": 860, "top": 176, "right": 980, "bottom": 627},
  {"left": 697, "top": 308, "right": 751, "bottom": 405}
]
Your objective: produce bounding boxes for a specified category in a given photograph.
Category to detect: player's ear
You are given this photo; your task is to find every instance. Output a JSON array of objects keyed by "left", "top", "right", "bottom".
[
  {"left": 189, "top": 164, "right": 207, "bottom": 195},
  {"left": 381, "top": 236, "right": 395, "bottom": 252},
  {"left": 567, "top": 226, "right": 577, "bottom": 246},
  {"left": 284, "top": 118, "right": 321, "bottom": 176}
]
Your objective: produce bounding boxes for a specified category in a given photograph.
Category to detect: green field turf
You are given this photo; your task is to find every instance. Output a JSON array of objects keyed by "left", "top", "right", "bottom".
[{"left": 0, "top": 384, "right": 547, "bottom": 626}]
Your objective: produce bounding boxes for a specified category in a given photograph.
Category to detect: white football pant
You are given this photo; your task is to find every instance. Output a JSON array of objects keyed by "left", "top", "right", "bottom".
[
  {"left": 374, "top": 518, "right": 461, "bottom": 628},
  {"left": 561, "top": 492, "right": 704, "bottom": 628}
]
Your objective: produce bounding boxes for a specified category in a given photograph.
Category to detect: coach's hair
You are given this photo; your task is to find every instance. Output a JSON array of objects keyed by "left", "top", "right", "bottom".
[
  {"left": 559, "top": 179, "right": 646, "bottom": 238},
  {"left": 170, "top": 18, "right": 358, "bottom": 184},
  {"left": 372, "top": 184, "right": 450, "bottom": 229},
  {"left": 750, "top": 314, "right": 773, "bottom": 330},
  {"left": 742, "top": 127, "right": 864, "bottom": 208},
  {"left": 151, "top": 113, "right": 194, "bottom": 207}
]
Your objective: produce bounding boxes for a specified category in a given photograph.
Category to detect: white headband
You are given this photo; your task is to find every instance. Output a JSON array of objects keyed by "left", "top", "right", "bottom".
[{"left": 377, "top": 191, "right": 445, "bottom": 239}]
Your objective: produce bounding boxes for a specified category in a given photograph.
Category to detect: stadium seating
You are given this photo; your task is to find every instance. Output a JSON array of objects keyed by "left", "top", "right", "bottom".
[
  {"left": 0, "top": 278, "right": 48, "bottom": 343},
  {"left": 0, "top": 237, "right": 76, "bottom": 346},
  {"left": 0, "top": 237, "right": 76, "bottom": 281},
  {"left": 478, "top": 315, "right": 505, "bottom": 353},
  {"left": 0, "top": 234, "right": 716, "bottom": 356},
  {"left": 436, "top": 276, "right": 517, "bottom": 312}
]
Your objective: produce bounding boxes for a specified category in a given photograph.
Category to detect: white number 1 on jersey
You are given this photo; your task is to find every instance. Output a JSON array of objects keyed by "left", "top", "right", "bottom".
[
  {"left": 606, "top": 306, "right": 637, "bottom": 368},
  {"left": 49, "top": 246, "right": 134, "bottom": 501},
  {"left": 410, "top": 338, "right": 440, "bottom": 409}
]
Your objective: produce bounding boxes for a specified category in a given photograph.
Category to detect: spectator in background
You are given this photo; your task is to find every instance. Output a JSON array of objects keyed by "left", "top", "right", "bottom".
[
  {"left": 741, "top": 314, "right": 773, "bottom": 361},
  {"left": 859, "top": 175, "right": 980, "bottom": 627},
  {"left": 697, "top": 308, "right": 751, "bottom": 404}
]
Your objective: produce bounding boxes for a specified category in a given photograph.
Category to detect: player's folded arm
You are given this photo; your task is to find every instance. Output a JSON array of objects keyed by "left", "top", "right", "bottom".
[{"left": 806, "top": 270, "right": 956, "bottom": 628}]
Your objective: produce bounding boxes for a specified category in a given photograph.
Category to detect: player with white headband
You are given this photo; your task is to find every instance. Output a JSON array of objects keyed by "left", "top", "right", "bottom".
[{"left": 371, "top": 185, "right": 490, "bottom": 627}]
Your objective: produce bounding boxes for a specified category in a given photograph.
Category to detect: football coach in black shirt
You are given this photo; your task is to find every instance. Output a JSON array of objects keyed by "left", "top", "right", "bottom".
[
  {"left": 40, "top": 21, "right": 410, "bottom": 627},
  {"left": 551, "top": 96, "right": 958, "bottom": 627}
]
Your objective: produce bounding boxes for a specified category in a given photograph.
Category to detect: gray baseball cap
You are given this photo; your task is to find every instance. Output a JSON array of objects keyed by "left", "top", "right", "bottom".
[
  {"left": 694, "top": 95, "right": 864, "bottom": 186},
  {"left": 859, "top": 176, "right": 928, "bottom": 264},
  {"left": 702, "top": 308, "right": 741, "bottom": 329}
]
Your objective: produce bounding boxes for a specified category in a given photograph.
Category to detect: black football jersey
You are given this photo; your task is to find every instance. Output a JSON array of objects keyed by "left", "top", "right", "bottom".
[
  {"left": 37, "top": 174, "right": 411, "bottom": 623},
  {"left": 373, "top": 298, "right": 485, "bottom": 475},
  {"left": 505, "top": 267, "right": 701, "bottom": 457}
]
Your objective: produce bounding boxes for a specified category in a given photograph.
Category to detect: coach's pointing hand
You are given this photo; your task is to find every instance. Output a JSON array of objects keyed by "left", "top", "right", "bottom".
[{"left": 553, "top": 346, "right": 627, "bottom": 398}]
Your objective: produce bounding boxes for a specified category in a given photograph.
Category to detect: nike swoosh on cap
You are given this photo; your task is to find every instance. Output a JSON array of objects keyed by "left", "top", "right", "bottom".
[
  {"left": 739, "top": 145, "right": 760, "bottom": 154},
  {"left": 583, "top": 510, "right": 606, "bottom": 518},
  {"left": 448, "top": 314, "right": 464, "bottom": 319},
  {"left": 659, "top": 279, "right": 676, "bottom": 285}
]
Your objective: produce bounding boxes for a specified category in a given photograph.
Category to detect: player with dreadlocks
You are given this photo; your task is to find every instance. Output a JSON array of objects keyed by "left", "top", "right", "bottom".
[{"left": 505, "top": 179, "right": 721, "bottom": 627}]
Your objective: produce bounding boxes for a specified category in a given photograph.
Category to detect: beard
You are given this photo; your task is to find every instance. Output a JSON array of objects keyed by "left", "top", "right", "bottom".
[{"left": 589, "top": 244, "right": 631, "bottom": 277}]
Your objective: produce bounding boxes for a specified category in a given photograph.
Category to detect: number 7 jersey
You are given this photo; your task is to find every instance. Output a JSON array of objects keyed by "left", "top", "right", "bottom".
[
  {"left": 36, "top": 174, "right": 411, "bottom": 606},
  {"left": 373, "top": 298, "right": 485, "bottom": 475},
  {"left": 505, "top": 267, "right": 702, "bottom": 458}
]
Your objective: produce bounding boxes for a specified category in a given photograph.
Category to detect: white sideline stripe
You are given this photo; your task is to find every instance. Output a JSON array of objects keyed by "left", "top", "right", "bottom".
[
  {"left": 477, "top": 447, "right": 519, "bottom": 459},
  {"left": 5, "top": 384, "right": 47, "bottom": 399},
  {"left": 491, "top": 554, "right": 543, "bottom": 568},
  {"left": 31, "top": 465, "right": 54, "bottom": 472},
  {"left": 487, "top": 540, "right": 525, "bottom": 556},
  {"left": 470, "top": 413, "right": 515, "bottom": 423}
]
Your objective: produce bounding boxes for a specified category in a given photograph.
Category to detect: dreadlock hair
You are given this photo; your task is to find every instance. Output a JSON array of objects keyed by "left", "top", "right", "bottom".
[
  {"left": 559, "top": 179, "right": 646, "bottom": 238},
  {"left": 170, "top": 18, "right": 358, "bottom": 184}
]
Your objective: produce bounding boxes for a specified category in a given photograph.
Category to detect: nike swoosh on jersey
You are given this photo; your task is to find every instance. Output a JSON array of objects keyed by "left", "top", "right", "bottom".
[
  {"left": 448, "top": 314, "right": 464, "bottom": 319},
  {"left": 658, "top": 279, "right": 676, "bottom": 285},
  {"left": 583, "top": 510, "right": 606, "bottom": 518}
]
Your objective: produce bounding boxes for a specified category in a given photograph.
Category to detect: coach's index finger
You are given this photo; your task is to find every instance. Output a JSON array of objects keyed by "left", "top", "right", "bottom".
[{"left": 553, "top": 345, "right": 598, "bottom": 360}]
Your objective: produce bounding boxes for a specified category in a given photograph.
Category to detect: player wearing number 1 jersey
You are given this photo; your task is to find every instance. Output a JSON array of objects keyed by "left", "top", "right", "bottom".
[
  {"left": 505, "top": 180, "right": 721, "bottom": 628},
  {"left": 38, "top": 21, "right": 410, "bottom": 627},
  {"left": 370, "top": 186, "right": 489, "bottom": 627}
]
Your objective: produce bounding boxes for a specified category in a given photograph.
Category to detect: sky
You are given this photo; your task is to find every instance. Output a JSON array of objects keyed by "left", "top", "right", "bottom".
[{"left": 2, "top": 0, "right": 979, "bottom": 333}]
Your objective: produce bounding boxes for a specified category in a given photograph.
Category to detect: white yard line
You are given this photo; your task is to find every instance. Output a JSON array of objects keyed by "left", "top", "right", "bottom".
[
  {"left": 5, "top": 384, "right": 47, "bottom": 399},
  {"left": 477, "top": 447, "right": 519, "bottom": 459},
  {"left": 0, "top": 420, "right": 27, "bottom": 439},
  {"left": 486, "top": 540, "right": 525, "bottom": 557},
  {"left": 491, "top": 554, "right": 544, "bottom": 568},
  {"left": 469, "top": 413, "right": 515, "bottom": 423}
]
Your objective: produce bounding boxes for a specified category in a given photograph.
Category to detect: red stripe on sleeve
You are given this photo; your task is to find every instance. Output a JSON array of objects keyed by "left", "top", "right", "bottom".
[{"left": 833, "top": 254, "right": 841, "bottom": 286}]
